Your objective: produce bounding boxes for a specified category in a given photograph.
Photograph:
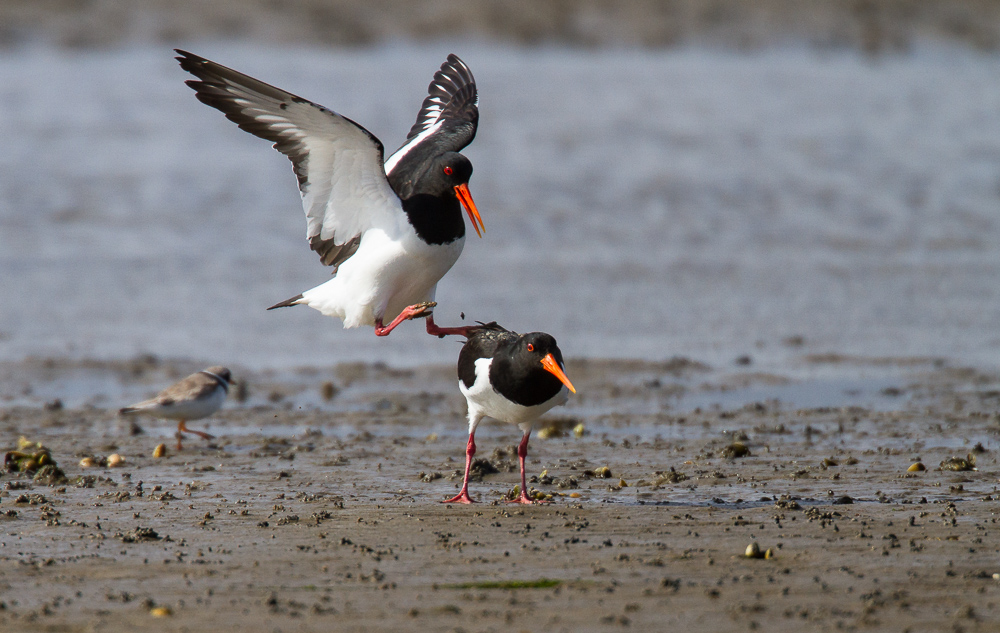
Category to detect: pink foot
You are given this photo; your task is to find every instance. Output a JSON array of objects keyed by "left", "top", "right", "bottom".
[
  {"left": 507, "top": 488, "right": 550, "bottom": 505},
  {"left": 374, "top": 302, "right": 436, "bottom": 336},
  {"left": 442, "top": 490, "right": 478, "bottom": 504}
]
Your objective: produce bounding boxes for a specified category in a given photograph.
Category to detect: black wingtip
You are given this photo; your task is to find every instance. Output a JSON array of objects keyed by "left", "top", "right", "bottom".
[{"left": 267, "top": 294, "right": 304, "bottom": 311}]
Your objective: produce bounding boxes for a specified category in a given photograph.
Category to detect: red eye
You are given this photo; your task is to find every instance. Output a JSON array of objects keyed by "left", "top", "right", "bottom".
[
  {"left": 526, "top": 343, "right": 534, "bottom": 352},
  {"left": 443, "top": 166, "right": 453, "bottom": 176}
]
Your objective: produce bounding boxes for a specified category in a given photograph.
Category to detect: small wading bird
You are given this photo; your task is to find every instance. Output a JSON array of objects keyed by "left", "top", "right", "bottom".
[
  {"left": 119, "top": 366, "right": 232, "bottom": 450},
  {"left": 445, "top": 323, "right": 576, "bottom": 504},
  {"left": 177, "top": 51, "right": 485, "bottom": 337}
]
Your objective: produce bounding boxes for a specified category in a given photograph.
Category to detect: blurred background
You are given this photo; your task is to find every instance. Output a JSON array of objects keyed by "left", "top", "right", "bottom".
[{"left": 1, "top": 0, "right": 999, "bottom": 372}]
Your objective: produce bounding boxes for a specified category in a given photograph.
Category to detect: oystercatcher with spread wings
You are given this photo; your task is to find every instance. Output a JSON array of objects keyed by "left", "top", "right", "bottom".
[
  {"left": 176, "top": 51, "right": 485, "bottom": 337},
  {"left": 445, "top": 323, "right": 577, "bottom": 504}
]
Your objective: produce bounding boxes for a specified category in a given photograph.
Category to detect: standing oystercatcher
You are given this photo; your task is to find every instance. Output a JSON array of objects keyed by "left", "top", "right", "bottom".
[
  {"left": 176, "top": 51, "right": 485, "bottom": 337},
  {"left": 119, "top": 366, "right": 232, "bottom": 450},
  {"left": 444, "top": 323, "right": 576, "bottom": 504}
]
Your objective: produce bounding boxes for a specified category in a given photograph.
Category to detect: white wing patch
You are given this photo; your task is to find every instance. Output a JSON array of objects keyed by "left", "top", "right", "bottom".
[{"left": 384, "top": 120, "right": 443, "bottom": 175}]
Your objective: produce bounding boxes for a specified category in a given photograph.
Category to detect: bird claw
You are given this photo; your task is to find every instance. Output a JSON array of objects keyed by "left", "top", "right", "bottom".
[
  {"left": 407, "top": 301, "right": 437, "bottom": 319},
  {"left": 442, "top": 491, "right": 477, "bottom": 504},
  {"left": 507, "top": 495, "right": 550, "bottom": 505}
]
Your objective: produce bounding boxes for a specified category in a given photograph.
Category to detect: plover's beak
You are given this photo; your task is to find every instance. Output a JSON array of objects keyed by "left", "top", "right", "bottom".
[
  {"left": 454, "top": 183, "right": 484, "bottom": 238},
  {"left": 540, "top": 353, "right": 576, "bottom": 394}
]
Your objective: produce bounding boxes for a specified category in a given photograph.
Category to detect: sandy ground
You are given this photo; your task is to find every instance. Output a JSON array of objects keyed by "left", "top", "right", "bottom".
[{"left": 1, "top": 356, "right": 999, "bottom": 632}]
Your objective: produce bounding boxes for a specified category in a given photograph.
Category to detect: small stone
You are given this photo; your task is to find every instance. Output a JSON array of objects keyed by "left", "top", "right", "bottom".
[
  {"left": 320, "top": 381, "right": 339, "bottom": 401},
  {"left": 107, "top": 454, "right": 124, "bottom": 468},
  {"left": 745, "top": 542, "right": 762, "bottom": 558},
  {"left": 721, "top": 442, "right": 751, "bottom": 459},
  {"left": 536, "top": 426, "right": 561, "bottom": 440},
  {"left": 940, "top": 455, "right": 976, "bottom": 471},
  {"left": 907, "top": 462, "right": 925, "bottom": 472},
  {"left": 79, "top": 457, "right": 97, "bottom": 468},
  {"left": 152, "top": 444, "right": 167, "bottom": 459}
]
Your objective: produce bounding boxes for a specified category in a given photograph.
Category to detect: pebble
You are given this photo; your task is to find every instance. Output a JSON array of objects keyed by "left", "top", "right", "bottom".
[
  {"left": 907, "top": 462, "right": 926, "bottom": 472},
  {"left": 107, "top": 453, "right": 124, "bottom": 468},
  {"left": 79, "top": 457, "right": 97, "bottom": 468},
  {"left": 152, "top": 444, "right": 167, "bottom": 458}
]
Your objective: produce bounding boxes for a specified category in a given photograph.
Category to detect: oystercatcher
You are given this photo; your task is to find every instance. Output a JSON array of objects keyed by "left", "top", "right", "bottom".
[
  {"left": 176, "top": 51, "right": 485, "bottom": 337},
  {"left": 119, "top": 366, "right": 232, "bottom": 450},
  {"left": 444, "top": 323, "right": 576, "bottom": 504}
]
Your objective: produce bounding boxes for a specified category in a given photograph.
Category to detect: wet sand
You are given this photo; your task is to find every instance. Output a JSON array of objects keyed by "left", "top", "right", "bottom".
[{"left": 2, "top": 356, "right": 999, "bottom": 631}]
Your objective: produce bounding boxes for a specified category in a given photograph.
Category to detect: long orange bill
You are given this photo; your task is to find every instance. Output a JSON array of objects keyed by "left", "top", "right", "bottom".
[
  {"left": 454, "top": 183, "right": 485, "bottom": 238},
  {"left": 540, "top": 353, "right": 576, "bottom": 394}
]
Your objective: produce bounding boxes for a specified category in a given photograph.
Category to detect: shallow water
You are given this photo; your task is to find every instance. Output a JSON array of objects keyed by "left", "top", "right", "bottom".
[{"left": 2, "top": 45, "right": 1000, "bottom": 374}]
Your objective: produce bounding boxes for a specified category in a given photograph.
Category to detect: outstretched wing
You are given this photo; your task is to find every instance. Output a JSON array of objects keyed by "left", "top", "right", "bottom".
[
  {"left": 383, "top": 54, "right": 478, "bottom": 185},
  {"left": 176, "top": 50, "right": 403, "bottom": 271}
]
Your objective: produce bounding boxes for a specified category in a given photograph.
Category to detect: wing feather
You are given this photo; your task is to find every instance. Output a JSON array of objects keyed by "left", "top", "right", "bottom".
[
  {"left": 176, "top": 50, "right": 403, "bottom": 270},
  {"left": 384, "top": 54, "right": 479, "bottom": 177}
]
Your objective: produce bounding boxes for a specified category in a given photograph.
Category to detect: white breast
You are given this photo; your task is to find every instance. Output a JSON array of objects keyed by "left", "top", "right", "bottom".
[{"left": 459, "top": 358, "right": 569, "bottom": 433}]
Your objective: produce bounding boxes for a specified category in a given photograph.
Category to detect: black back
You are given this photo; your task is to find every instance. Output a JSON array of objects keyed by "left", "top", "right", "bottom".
[{"left": 458, "top": 322, "right": 516, "bottom": 389}]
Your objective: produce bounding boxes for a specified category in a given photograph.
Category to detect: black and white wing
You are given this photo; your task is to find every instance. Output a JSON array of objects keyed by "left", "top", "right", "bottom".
[
  {"left": 384, "top": 54, "right": 478, "bottom": 186},
  {"left": 176, "top": 50, "right": 402, "bottom": 271},
  {"left": 457, "top": 322, "right": 514, "bottom": 389}
]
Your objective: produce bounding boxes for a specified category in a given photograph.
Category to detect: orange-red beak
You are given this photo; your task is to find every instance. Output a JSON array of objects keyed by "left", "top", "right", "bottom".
[
  {"left": 454, "top": 183, "right": 485, "bottom": 238},
  {"left": 540, "top": 353, "right": 576, "bottom": 394}
]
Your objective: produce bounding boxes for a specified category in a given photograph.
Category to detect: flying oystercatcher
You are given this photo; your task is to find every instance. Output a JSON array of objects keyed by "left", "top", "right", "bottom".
[
  {"left": 176, "top": 51, "right": 485, "bottom": 337},
  {"left": 444, "top": 323, "right": 576, "bottom": 504},
  {"left": 119, "top": 366, "right": 232, "bottom": 450}
]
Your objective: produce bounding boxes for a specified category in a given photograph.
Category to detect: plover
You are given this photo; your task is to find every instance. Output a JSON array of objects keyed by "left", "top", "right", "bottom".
[{"left": 119, "top": 366, "right": 232, "bottom": 450}]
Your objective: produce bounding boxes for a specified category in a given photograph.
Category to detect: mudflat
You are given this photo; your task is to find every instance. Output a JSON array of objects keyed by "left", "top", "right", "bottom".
[{"left": 1, "top": 356, "right": 999, "bottom": 632}]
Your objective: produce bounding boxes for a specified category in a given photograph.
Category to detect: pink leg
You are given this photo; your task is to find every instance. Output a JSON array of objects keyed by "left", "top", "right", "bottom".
[
  {"left": 442, "top": 433, "right": 477, "bottom": 504},
  {"left": 425, "top": 314, "right": 483, "bottom": 339},
  {"left": 509, "top": 430, "right": 547, "bottom": 504},
  {"left": 374, "top": 302, "right": 435, "bottom": 336}
]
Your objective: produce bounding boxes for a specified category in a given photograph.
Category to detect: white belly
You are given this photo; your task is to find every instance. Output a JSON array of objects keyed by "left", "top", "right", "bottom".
[
  {"left": 147, "top": 387, "right": 225, "bottom": 421},
  {"left": 460, "top": 358, "right": 569, "bottom": 433},
  {"left": 300, "top": 229, "right": 464, "bottom": 328}
]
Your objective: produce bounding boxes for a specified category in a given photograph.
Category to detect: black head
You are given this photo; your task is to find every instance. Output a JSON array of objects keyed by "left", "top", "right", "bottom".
[
  {"left": 397, "top": 151, "right": 484, "bottom": 243},
  {"left": 432, "top": 152, "right": 473, "bottom": 191},
  {"left": 490, "top": 332, "right": 576, "bottom": 407}
]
